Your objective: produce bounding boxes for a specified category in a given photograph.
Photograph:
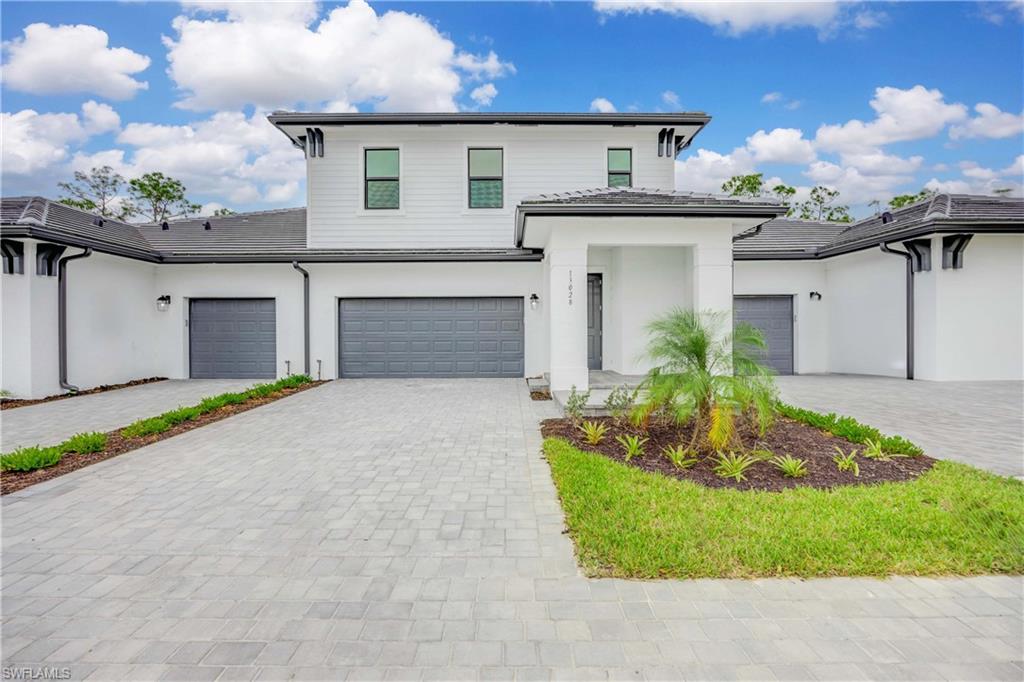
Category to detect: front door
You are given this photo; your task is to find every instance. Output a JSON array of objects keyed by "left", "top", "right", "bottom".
[{"left": 587, "top": 274, "right": 603, "bottom": 370}]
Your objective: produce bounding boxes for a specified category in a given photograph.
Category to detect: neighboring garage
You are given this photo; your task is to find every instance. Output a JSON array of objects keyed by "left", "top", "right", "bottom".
[
  {"left": 339, "top": 297, "right": 524, "bottom": 378},
  {"left": 189, "top": 298, "right": 277, "bottom": 379},
  {"left": 734, "top": 295, "right": 794, "bottom": 375}
]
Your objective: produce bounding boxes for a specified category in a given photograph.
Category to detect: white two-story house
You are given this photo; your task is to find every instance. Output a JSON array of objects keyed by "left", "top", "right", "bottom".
[{"left": 1, "top": 111, "right": 1021, "bottom": 400}]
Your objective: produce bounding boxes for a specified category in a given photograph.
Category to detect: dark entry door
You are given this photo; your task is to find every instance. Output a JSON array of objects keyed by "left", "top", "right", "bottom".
[
  {"left": 733, "top": 295, "right": 794, "bottom": 375},
  {"left": 587, "top": 274, "right": 603, "bottom": 370}
]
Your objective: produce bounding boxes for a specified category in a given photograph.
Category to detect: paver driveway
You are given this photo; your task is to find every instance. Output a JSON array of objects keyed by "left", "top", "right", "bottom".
[
  {"left": 1, "top": 379, "right": 255, "bottom": 452},
  {"left": 776, "top": 376, "right": 1024, "bottom": 478},
  {"left": 2, "top": 379, "right": 1022, "bottom": 681}
]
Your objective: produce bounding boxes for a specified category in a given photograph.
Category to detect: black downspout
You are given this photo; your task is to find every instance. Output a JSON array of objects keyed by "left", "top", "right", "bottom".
[
  {"left": 879, "top": 242, "right": 914, "bottom": 380},
  {"left": 58, "top": 247, "right": 93, "bottom": 392},
  {"left": 292, "top": 261, "right": 310, "bottom": 376}
]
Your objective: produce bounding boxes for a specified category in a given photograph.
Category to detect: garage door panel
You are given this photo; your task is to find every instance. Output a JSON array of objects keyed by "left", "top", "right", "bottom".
[
  {"left": 734, "top": 296, "right": 793, "bottom": 376},
  {"left": 339, "top": 297, "right": 524, "bottom": 378},
  {"left": 190, "top": 298, "right": 276, "bottom": 379}
]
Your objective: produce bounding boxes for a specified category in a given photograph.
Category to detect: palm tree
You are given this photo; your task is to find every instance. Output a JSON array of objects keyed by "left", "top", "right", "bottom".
[{"left": 633, "top": 309, "right": 777, "bottom": 452}]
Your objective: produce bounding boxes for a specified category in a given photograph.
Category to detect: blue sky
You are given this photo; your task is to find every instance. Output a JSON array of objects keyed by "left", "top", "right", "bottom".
[{"left": 2, "top": 1, "right": 1022, "bottom": 216}]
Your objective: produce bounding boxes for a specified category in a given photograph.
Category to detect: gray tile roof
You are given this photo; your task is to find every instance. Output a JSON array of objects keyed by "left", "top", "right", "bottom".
[
  {"left": 0, "top": 196, "right": 540, "bottom": 263},
  {"left": 520, "top": 187, "right": 786, "bottom": 209},
  {"left": 736, "top": 194, "right": 1024, "bottom": 259}
]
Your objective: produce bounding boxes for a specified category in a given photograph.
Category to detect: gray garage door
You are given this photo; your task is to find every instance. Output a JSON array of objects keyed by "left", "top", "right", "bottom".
[
  {"left": 339, "top": 297, "right": 524, "bottom": 378},
  {"left": 734, "top": 296, "right": 794, "bottom": 375},
  {"left": 189, "top": 298, "right": 276, "bottom": 379}
]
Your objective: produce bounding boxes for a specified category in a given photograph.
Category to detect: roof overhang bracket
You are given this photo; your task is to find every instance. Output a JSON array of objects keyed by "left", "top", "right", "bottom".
[
  {"left": 904, "top": 239, "right": 932, "bottom": 272},
  {"left": 942, "top": 233, "right": 973, "bottom": 269},
  {"left": 657, "top": 128, "right": 667, "bottom": 157}
]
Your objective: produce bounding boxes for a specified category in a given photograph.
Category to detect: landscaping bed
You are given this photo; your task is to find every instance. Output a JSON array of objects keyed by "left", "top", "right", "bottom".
[
  {"left": 545, "top": 438, "right": 1024, "bottom": 578},
  {"left": 541, "top": 413, "right": 934, "bottom": 492},
  {"left": 1, "top": 376, "right": 322, "bottom": 495},
  {"left": 0, "top": 377, "right": 167, "bottom": 410}
]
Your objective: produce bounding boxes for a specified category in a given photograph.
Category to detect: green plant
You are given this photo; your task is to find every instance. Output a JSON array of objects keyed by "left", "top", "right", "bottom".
[
  {"left": 776, "top": 402, "right": 923, "bottom": 456},
  {"left": 833, "top": 447, "right": 860, "bottom": 477},
  {"left": 772, "top": 454, "right": 808, "bottom": 478},
  {"left": 749, "top": 448, "right": 775, "bottom": 462},
  {"left": 615, "top": 434, "right": 648, "bottom": 461},
  {"left": 61, "top": 432, "right": 107, "bottom": 454},
  {"left": 579, "top": 420, "right": 609, "bottom": 446},
  {"left": 862, "top": 439, "right": 906, "bottom": 462},
  {"left": 713, "top": 452, "right": 758, "bottom": 482},
  {"left": 162, "top": 406, "right": 202, "bottom": 426},
  {"left": 121, "top": 416, "right": 170, "bottom": 439},
  {"left": 662, "top": 444, "right": 698, "bottom": 470},
  {"left": 604, "top": 385, "right": 635, "bottom": 425},
  {"left": 564, "top": 385, "right": 591, "bottom": 426},
  {"left": 633, "top": 309, "right": 777, "bottom": 452},
  {"left": 1, "top": 446, "right": 63, "bottom": 472}
]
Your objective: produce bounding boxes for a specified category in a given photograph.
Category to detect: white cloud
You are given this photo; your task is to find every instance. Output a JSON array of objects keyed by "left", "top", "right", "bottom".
[
  {"left": 470, "top": 83, "right": 498, "bottom": 107},
  {"left": 761, "top": 91, "right": 801, "bottom": 110},
  {"left": 1002, "top": 155, "right": 1024, "bottom": 178},
  {"left": 746, "top": 128, "right": 816, "bottom": 164},
  {"left": 674, "top": 147, "right": 756, "bottom": 193},
  {"left": 839, "top": 150, "right": 923, "bottom": 176},
  {"left": 163, "top": 0, "right": 514, "bottom": 112},
  {"left": 661, "top": 90, "right": 681, "bottom": 109},
  {"left": 81, "top": 101, "right": 121, "bottom": 135},
  {"left": 815, "top": 85, "right": 968, "bottom": 153},
  {"left": 949, "top": 103, "right": 1024, "bottom": 140},
  {"left": 590, "top": 97, "right": 617, "bottom": 113},
  {"left": 593, "top": 0, "right": 846, "bottom": 36},
  {"left": 2, "top": 23, "right": 150, "bottom": 100},
  {"left": 959, "top": 160, "right": 998, "bottom": 181},
  {"left": 761, "top": 91, "right": 782, "bottom": 104},
  {"left": 804, "top": 160, "right": 916, "bottom": 204}
]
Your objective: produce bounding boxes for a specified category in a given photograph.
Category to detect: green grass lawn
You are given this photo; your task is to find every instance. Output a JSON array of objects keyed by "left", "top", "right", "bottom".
[{"left": 545, "top": 438, "right": 1024, "bottom": 579}]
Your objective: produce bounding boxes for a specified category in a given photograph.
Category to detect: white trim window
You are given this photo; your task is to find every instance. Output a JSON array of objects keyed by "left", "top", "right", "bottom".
[
  {"left": 607, "top": 148, "right": 632, "bottom": 188},
  {"left": 364, "top": 148, "right": 400, "bottom": 210},
  {"left": 468, "top": 147, "right": 504, "bottom": 209}
]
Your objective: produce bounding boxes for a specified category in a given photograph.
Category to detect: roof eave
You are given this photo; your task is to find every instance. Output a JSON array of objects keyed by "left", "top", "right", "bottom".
[{"left": 0, "top": 225, "right": 162, "bottom": 263}]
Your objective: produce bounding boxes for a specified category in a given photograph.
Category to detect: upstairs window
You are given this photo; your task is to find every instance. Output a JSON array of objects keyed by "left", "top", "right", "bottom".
[
  {"left": 364, "top": 148, "right": 400, "bottom": 209},
  {"left": 608, "top": 148, "right": 632, "bottom": 188},
  {"left": 468, "top": 148, "right": 503, "bottom": 208}
]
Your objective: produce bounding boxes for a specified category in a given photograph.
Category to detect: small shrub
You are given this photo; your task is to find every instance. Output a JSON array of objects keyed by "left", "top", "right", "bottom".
[
  {"left": 772, "top": 454, "right": 808, "bottom": 478},
  {"left": 579, "top": 420, "right": 609, "bottom": 446},
  {"left": 833, "top": 447, "right": 860, "bottom": 477},
  {"left": 615, "top": 434, "right": 648, "bottom": 461},
  {"left": 713, "top": 452, "right": 758, "bottom": 482},
  {"left": 1, "top": 446, "right": 62, "bottom": 472},
  {"left": 880, "top": 435, "right": 923, "bottom": 456},
  {"left": 776, "top": 402, "right": 923, "bottom": 456},
  {"left": 219, "top": 392, "right": 248, "bottom": 406},
  {"left": 564, "top": 385, "right": 591, "bottom": 426},
  {"left": 604, "top": 385, "right": 635, "bottom": 424},
  {"left": 862, "top": 439, "right": 906, "bottom": 461},
  {"left": 245, "top": 383, "right": 277, "bottom": 399},
  {"left": 121, "top": 417, "right": 170, "bottom": 439},
  {"left": 61, "top": 432, "right": 107, "bottom": 454},
  {"left": 662, "top": 445, "right": 698, "bottom": 470},
  {"left": 277, "top": 374, "right": 312, "bottom": 389},
  {"left": 197, "top": 395, "right": 229, "bottom": 413},
  {"left": 162, "top": 406, "right": 201, "bottom": 426}
]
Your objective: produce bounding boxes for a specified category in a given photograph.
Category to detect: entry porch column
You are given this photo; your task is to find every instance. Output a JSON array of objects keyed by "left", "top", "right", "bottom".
[{"left": 546, "top": 247, "right": 589, "bottom": 392}]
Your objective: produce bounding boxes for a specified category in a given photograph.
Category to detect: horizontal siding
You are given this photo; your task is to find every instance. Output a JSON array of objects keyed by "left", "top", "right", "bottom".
[{"left": 305, "top": 125, "right": 679, "bottom": 249}]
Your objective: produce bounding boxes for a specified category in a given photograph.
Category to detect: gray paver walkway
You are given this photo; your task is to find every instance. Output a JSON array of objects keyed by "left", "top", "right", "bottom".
[
  {"left": 1, "top": 379, "right": 255, "bottom": 452},
  {"left": 777, "top": 375, "right": 1024, "bottom": 477},
  {"left": 2, "top": 379, "right": 1022, "bottom": 681}
]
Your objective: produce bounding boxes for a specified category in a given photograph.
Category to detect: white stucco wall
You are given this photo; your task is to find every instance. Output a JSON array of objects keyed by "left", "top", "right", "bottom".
[
  {"left": 1, "top": 242, "right": 35, "bottom": 398},
  {"left": 733, "top": 260, "right": 829, "bottom": 374},
  {"left": 929, "top": 234, "right": 1024, "bottom": 380}
]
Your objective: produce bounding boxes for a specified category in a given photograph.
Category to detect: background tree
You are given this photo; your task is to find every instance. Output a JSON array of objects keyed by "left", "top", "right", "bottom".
[
  {"left": 721, "top": 173, "right": 765, "bottom": 198},
  {"left": 993, "top": 188, "right": 1013, "bottom": 195},
  {"left": 796, "top": 186, "right": 852, "bottom": 223},
  {"left": 889, "top": 189, "right": 935, "bottom": 209},
  {"left": 212, "top": 207, "right": 236, "bottom": 217},
  {"left": 57, "top": 166, "right": 136, "bottom": 220},
  {"left": 128, "top": 172, "right": 202, "bottom": 223}
]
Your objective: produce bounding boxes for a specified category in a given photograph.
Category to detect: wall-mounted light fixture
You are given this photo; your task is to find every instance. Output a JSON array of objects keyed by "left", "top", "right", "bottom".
[
  {"left": 809, "top": 291, "right": 822, "bottom": 301},
  {"left": 156, "top": 295, "right": 171, "bottom": 312},
  {"left": 529, "top": 293, "right": 540, "bottom": 310}
]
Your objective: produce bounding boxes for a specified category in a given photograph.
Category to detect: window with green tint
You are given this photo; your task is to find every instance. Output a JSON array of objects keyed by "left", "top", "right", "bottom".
[
  {"left": 469, "top": 148, "right": 503, "bottom": 208},
  {"left": 608, "top": 148, "right": 632, "bottom": 188},
  {"left": 365, "top": 148, "right": 399, "bottom": 209}
]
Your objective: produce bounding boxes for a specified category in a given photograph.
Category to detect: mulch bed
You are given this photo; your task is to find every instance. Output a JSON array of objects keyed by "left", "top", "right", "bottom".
[
  {"left": 530, "top": 389, "right": 552, "bottom": 401},
  {"left": 0, "top": 377, "right": 168, "bottom": 410},
  {"left": 541, "top": 415, "right": 935, "bottom": 492},
  {"left": 1, "top": 381, "right": 325, "bottom": 495}
]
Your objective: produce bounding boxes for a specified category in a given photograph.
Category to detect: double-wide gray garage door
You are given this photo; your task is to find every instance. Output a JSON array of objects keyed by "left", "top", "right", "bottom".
[
  {"left": 734, "top": 295, "right": 794, "bottom": 375},
  {"left": 339, "top": 297, "right": 524, "bottom": 378},
  {"left": 189, "top": 298, "right": 276, "bottom": 379}
]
